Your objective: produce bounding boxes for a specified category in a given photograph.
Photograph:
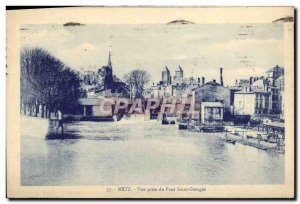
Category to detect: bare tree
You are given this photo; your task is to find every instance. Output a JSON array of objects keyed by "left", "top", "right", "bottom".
[
  {"left": 123, "top": 73, "right": 135, "bottom": 100},
  {"left": 20, "top": 47, "right": 81, "bottom": 118},
  {"left": 123, "top": 69, "right": 151, "bottom": 99}
]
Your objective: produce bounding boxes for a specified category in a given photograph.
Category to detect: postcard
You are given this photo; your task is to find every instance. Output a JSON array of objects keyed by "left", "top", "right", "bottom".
[{"left": 6, "top": 7, "right": 294, "bottom": 198}]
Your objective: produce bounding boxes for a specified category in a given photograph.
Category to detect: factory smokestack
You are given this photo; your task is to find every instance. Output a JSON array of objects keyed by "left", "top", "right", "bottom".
[{"left": 220, "top": 67, "right": 224, "bottom": 86}]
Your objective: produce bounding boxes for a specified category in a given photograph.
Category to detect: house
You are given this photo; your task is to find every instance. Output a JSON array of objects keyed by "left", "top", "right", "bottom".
[
  {"left": 265, "top": 65, "right": 284, "bottom": 86},
  {"left": 234, "top": 90, "right": 270, "bottom": 117},
  {"left": 78, "top": 96, "right": 115, "bottom": 117},
  {"left": 193, "top": 80, "right": 231, "bottom": 120},
  {"left": 275, "top": 75, "right": 284, "bottom": 119},
  {"left": 200, "top": 102, "right": 224, "bottom": 125}
]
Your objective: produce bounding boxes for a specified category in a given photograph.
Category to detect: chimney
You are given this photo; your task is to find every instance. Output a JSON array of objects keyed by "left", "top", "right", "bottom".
[
  {"left": 213, "top": 79, "right": 216, "bottom": 83},
  {"left": 220, "top": 67, "right": 224, "bottom": 86},
  {"left": 197, "top": 77, "right": 200, "bottom": 84},
  {"left": 235, "top": 80, "right": 238, "bottom": 86},
  {"left": 202, "top": 77, "right": 205, "bottom": 85},
  {"left": 250, "top": 77, "right": 253, "bottom": 85}
]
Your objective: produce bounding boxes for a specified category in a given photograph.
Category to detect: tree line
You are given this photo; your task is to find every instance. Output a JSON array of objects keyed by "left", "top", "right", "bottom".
[
  {"left": 20, "top": 47, "right": 81, "bottom": 118},
  {"left": 20, "top": 47, "right": 152, "bottom": 119}
]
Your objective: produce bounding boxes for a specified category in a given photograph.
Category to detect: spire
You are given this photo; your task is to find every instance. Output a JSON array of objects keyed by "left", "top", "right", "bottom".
[{"left": 108, "top": 51, "right": 112, "bottom": 67}]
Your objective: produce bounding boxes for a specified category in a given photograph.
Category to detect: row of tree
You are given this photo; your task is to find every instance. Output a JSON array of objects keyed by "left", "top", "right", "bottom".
[
  {"left": 21, "top": 47, "right": 152, "bottom": 118},
  {"left": 21, "top": 47, "right": 81, "bottom": 118}
]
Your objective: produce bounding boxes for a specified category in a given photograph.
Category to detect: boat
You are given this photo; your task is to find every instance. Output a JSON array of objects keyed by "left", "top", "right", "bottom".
[
  {"left": 200, "top": 124, "right": 224, "bottom": 132},
  {"left": 177, "top": 115, "right": 189, "bottom": 130},
  {"left": 178, "top": 123, "right": 188, "bottom": 130},
  {"left": 225, "top": 139, "right": 236, "bottom": 144},
  {"left": 162, "top": 119, "right": 169, "bottom": 125},
  {"left": 169, "top": 120, "right": 175, "bottom": 125}
]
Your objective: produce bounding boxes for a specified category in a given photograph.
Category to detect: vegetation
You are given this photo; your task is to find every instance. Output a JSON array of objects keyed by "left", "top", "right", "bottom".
[
  {"left": 123, "top": 69, "right": 151, "bottom": 99},
  {"left": 20, "top": 47, "right": 81, "bottom": 118}
]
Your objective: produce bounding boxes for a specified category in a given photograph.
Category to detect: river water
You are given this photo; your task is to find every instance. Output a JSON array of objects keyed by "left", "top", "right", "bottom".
[{"left": 21, "top": 121, "right": 284, "bottom": 186}]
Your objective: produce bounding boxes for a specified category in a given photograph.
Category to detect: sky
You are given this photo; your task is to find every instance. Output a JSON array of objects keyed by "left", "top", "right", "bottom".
[{"left": 20, "top": 23, "right": 284, "bottom": 86}]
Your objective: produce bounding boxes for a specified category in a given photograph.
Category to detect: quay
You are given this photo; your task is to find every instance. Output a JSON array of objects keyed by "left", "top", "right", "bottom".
[
  {"left": 21, "top": 115, "right": 63, "bottom": 139},
  {"left": 173, "top": 119, "right": 285, "bottom": 153}
]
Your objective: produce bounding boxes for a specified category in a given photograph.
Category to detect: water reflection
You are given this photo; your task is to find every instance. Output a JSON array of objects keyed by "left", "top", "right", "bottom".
[{"left": 21, "top": 121, "right": 284, "bottom": 186}]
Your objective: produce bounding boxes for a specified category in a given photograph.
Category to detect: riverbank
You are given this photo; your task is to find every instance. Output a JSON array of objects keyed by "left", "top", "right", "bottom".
[
  {"left": 213, "top": 131, "right": 284, "bottom": 154},
  {"left": 21, "top": 116, "right": 63, "bottom": 139},
  {"left": 158, "top": 118, "right": 285, "bottom": 154}
]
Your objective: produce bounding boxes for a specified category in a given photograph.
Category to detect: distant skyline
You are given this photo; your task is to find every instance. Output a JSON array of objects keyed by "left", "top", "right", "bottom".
[{"left": 21, "top": 23, "right": 284, "bottom": 86}]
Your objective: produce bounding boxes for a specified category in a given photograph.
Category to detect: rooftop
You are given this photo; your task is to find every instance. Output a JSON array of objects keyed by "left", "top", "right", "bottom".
[
  {"left": 264, "top": 121, "right": 285, "bottom": 129},
  {"left": 162, "top": 66, "right": 170, "bottom": 72},
  {"left": 266, "top": 65, "right": 284, "bottom": 73},
  {"left": 201, "top": 102, "right": 223, "bottom": 107},
  {"left": 175, "top": 66, "right": 183, "bottom": 72},
  {"left": 235, "top": 90, "right": 269, "bottom": 94}
]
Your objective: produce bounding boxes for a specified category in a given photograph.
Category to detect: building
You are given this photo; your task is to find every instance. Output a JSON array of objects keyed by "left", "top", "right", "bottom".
[
  {"left": 230, "top": 65, "right": 284, "bottom": 120},
  {"left": 162, "top": 66, "right": 171, "bottom": 85},
  {"left": 193, "top": 80, "right": 231, "bottom": 118},
  {"left": 147, "top": 66, "right": 203, "bottom": 99},
  {"left": 200, "top": 102, "right": 224, "bottom": 125},
  {"left": 79, "top": 52, "right": 128, "bottom": 99},
  {"left": 275, "top": 75, "right": 284, "bottom": 90},
  {"left": 174, "top": 66, "right": 183, "bottom": 80},
  {"left": 264, "top": 65, "right": 284, "bottom": 116},
  {"left": 275, "top": 75, "right": 284, "bottom": 119},
  {"left": 229, "top": 86, "right": 243, "bottom": 107},
  {"left": 81, "top": 70, "right": 99, "bottom": 85},
  {"left": 234, "top": 90, "right": 270, "bottom": 117},
  {"left": 250, "top": 78, "right": 268, "bottom": 92},
  {"left": 171, "top": 76, "right": 201, "bottom": 97},
  {"left": 78, "top": 97, "right": 115, "bottom": 117},
  {"left": 265, "top": 65, "right": 284, "bottom": 86},
  {"left": 98, "top": 52, "right": 113, "bottom": 89},
  {"left": 158, "top": 84, "right": 173, "bottom": 98}
]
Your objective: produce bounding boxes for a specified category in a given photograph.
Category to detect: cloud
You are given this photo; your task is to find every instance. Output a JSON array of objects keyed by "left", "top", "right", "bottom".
[
  {"left": 63, "top": 22, "right": 85, "bottom": 26},
  {"left": 167, "top": 19, "right": 195, "bottom": 25}
]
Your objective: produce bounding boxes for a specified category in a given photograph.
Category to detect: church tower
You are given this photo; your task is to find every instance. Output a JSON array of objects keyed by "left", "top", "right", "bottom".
[
  {"left": 162, "top": 66, "right": 171, "bottom": 85},
  {"left": 174, "top": 65, "right": 183, "bottom": 80},
  {"left": 98, "top": 51, "right": 113, "bottom": 90}
]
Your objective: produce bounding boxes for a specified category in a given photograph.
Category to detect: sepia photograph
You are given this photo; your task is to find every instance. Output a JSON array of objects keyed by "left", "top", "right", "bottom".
[{"left": 6, "top": 6, "right": 295, "bottom": 198}]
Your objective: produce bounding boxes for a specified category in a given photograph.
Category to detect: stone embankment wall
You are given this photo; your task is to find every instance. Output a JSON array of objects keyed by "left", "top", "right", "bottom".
[{"left": 21, "top": 116, "right": 63, "bottom": 138}]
